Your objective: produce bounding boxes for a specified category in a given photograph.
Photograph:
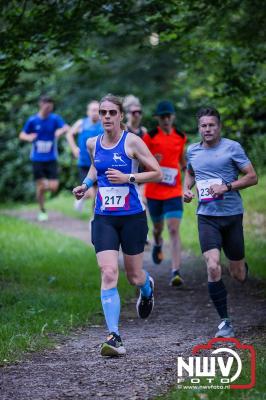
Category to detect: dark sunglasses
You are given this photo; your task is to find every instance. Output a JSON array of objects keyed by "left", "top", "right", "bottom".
[
  {"left": 131, "top": 110, "right": 142, "bottom": 116},
  {"left": 99, "top": 109, "right": 118, "bottom": 116}
]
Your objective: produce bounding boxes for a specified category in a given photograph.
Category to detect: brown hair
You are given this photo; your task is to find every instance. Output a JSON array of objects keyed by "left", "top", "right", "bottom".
[
  {"left": 39, "top": 95, "right": 54, "bottom": 104},
  {"left": 99, "top": 94, "right": 126, "bottom": 129},
  {"left": 197, "top": 107, "right": 221, "bottom": 123}
]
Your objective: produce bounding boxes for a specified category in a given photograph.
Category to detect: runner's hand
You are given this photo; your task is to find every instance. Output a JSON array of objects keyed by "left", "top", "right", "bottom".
[
  {"left": 27, "top": 133, "right": 37, "bottom": 142},
  {"left": 72, "top": 184, "right": 87, "bottom": 200},
  {"left": 210, "top": 184, "right": 227, "bottom": 198},
  {"left": 184, "top": 190, "right": 195, "bottom": 203},
  {"left": 105, "top": 168, "right": 128, "bottom": 184}
]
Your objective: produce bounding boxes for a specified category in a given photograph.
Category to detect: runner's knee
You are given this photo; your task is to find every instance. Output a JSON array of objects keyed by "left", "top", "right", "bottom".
[
  {"left": 168, "top": 225, "right": 179, "bottom": 238},
  {"left": 49, "top": 181, "right": 59, "bottom": 192},
  {"left": 126, "top": 271, "right": 143, "bottom": 286},
  {"left": 100, "top": 265, "right": 118, "bottom": 286},
  {"left": 153, "top": 225, "right": 163, "bottom": 236},
  {"left": 204, "top": 254, "right": 221, "bottom": 280}
]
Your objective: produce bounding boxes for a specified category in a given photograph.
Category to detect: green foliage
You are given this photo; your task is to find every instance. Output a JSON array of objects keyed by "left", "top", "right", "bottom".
[
  {"left": 0, "top": 214, "right": 134, "bottom": 363},
  {"left": 0, "top": 0, "right": 265, "bottom": 201}
]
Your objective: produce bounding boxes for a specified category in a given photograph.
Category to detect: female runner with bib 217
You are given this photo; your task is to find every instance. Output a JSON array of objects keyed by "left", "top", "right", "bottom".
[{"left": 73, "top": 94, "right": 162, "bottom": 357}]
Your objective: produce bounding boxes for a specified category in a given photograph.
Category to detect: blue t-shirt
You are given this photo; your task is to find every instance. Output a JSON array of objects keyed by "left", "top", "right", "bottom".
[
  {"left": 23, "top": 113, "right": 65, "bottom": 162},
  {"left": 77, "top": 117, "right": 104, "bottom": 167},
  {"left": 187, "top": 138, "right": 251, "bottom": 216}
]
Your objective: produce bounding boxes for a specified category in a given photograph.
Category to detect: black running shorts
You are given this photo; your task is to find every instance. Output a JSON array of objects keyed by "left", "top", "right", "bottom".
[
  {"left": 198, "top": 214, "right": 245, "bottom": 261},
  {"left": 91, "top": 211, "right": 148, "bottom": 255},
  {"left": 78, "top": 166, "right": 90, "bottom": 182},
  {"left": 32, "top": 161, "right": 58, "bottom": 180}
]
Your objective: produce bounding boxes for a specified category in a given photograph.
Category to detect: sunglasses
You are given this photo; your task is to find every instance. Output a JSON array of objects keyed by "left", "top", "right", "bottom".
[
  {"left": 99, "top": 109, "right": 118, "bottom": 116},
  {"left": 131, "top": 110, "right": 142, "bottom": 116}
]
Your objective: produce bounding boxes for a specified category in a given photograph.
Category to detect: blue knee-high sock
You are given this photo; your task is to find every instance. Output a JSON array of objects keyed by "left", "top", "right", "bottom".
[
  {"left": 101, "top": 288, "right": 120, "bottom": 335},
  {"left": 208, "top": 280, "right": 228, "bottom": 319},
  {"left": 138, "top": 271, "right": 152, "bottom": 297}
]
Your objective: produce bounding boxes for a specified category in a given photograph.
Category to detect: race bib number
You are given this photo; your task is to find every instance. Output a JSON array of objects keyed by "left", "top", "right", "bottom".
[
  {"left": 36, "top": 140, "right": 53, "bottom": 154},
  {"left": 99, "top": 187, "right": 130, "bottom": 210},
  {"left": 161, "top": 167, "right": 178, "bottom": 186},
  {"left": 197, "top": 178, "right": 223, "bottom": 202}
]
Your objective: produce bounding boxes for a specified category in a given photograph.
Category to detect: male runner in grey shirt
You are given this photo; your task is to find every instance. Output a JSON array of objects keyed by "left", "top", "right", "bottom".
[{"left": 184, "top": 107, "right": 257, "bottom": 338}]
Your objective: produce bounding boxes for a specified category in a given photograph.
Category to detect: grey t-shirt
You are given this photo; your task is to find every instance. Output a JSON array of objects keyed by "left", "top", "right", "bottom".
[{"left": 187, "top": 138, "right": 251, "bottom": 216}]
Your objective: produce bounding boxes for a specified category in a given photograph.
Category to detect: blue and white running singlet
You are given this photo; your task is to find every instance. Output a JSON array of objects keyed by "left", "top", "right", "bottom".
[{"left": 94, "top": 131, "right": 145, "bottom": 216}]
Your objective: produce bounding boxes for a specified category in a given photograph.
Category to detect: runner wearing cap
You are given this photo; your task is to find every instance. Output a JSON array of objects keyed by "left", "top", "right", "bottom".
[
  {"left": 184, "top": 107, "right": 257, "bottom": 337},
  {"left": 143, "top": 100, "right": 187, "bottom": 286}
]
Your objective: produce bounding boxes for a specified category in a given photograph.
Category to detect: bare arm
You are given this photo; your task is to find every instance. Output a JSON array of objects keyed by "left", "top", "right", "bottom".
[
  {"left": 19, "top": 131, "right": 37, "bottom": 142},
  {"left": 180, "top": 148, "right": 187, "bottom": 171},
  {"left": 72, "top": 137, "right": 97, "bottom": 199},
  {"left": 106, "top": 134, "right": 163, "bottom": 184},
  {"left": 55, "top": 123, "right": 70, "bottom": 138},
  {"left": 66, "top": 119, "right": 82, "bottom": 158},
  {"left": 210, "top": 163, "right": 258, "bottom": 197},
  {"left": 183, "top": 170, "right": 196, "bottom": 203}
]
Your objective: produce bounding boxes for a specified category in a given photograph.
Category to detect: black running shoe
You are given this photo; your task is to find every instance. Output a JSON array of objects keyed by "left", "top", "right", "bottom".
[
  {"left": 152, "top": 244, "right": 164, "bottom": 264},
  {"left": 100, "top": 332, "right": 126, "bottom": 357},
  {"left": 136, "top": 277, "right": 154, "bottom": 319}
]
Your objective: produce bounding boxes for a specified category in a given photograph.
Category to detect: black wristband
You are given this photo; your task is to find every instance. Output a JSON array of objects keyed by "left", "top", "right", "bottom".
[{"left": 226, "top": 182, "right": 232, "bottom": 192}]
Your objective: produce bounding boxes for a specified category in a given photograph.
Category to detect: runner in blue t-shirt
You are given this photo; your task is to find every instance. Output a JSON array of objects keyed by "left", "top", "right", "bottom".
[
  {"left": 19, "top": 96, "right": 69, "bottom": 221},
  {"left": 184, "top": 107, "right": 258, "bottom": 338},
  {"left": 73, "top": 94, "right": 162, "bottom": 357},
  {"left": 67, "top": 101, "right": 103, "bottom": 212}
]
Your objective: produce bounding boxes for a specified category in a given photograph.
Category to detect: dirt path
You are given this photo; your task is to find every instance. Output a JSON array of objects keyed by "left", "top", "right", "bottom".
[{"left": 1, "top": 210, "right": 266, "bottom": 400}]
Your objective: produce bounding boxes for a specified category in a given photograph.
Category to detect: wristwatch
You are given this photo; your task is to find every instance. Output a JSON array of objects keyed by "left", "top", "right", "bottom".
[
  {"left": 128, "top": 174, "right": 136, "bottom": 183},
  {"left": 226, "top": 182, "right": 232, "bottom": 192}
]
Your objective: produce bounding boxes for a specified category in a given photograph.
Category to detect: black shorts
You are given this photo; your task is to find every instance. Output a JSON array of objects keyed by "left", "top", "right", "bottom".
[
  {"left": 32, "top": 161, "right": 58, "bottom": 181},
  {"left": 78, "top": 166, "right": 90, "bottom": 182},
  {"left": 198, "top": 214, "right": 245, "bottom": 261},
  {"left": 91, "top": 211, "right": 148, "bottom": 255}
]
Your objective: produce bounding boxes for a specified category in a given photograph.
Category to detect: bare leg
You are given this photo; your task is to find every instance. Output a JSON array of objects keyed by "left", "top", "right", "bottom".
[
  {"left": 96, "top": 250, "right": 119, "bottom": 289},
  {"left": 228, "top": 259, "right": 247, "bottom": 282},
  {"left": 153, "top": 220, "right": 164, "bottom": 245},
  {"left": 166, "top": 217, "right": 181, "bottom": 271},
  {"left": 123, "top": 252, "right": 146, "bottom": 286}
]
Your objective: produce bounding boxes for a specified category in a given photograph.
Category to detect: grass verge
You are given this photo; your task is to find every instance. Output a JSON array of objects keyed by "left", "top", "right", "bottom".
[{"left": 0, "top": 214, "right": 134, "bottom": 364}]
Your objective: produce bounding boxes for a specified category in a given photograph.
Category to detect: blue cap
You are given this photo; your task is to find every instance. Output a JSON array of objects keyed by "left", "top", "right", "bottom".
[{"left": 155, "top": 100, "right": 175, "bottom": 115}]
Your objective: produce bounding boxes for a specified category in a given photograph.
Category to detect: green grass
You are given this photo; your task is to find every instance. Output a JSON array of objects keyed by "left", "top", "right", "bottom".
[
  {"left": 0, "top": 214, "right": 134, "bottom": 364},
  {"left": 157, "top": 345, "right": 266, "bottom": 400},
  {"left": 0, "top": 190, "right": 92, "bottom": 221}
]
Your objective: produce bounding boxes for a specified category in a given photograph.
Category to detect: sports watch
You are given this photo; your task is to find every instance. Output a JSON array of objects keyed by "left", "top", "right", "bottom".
[
  {"left": 226, "top": 182, "right": 232, "bottom": 192},
  {"left": 128, "top": 174, "right": 136, "bottom": 183}
]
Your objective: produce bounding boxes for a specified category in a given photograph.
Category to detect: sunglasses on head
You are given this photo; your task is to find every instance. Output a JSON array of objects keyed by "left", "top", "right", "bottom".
[
  {"left": 131, "top": 110, "right": 142, "bottom": 116},
  {"left": 99, "top": 109, "right": 118, "bottom": 116}
]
